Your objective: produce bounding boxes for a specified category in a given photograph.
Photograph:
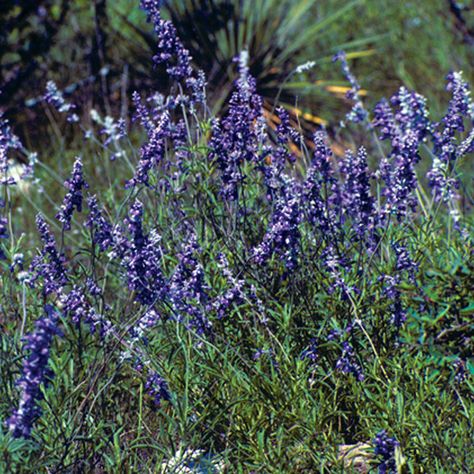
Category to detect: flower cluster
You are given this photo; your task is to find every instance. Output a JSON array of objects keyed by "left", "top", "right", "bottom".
[
  {"left": 340, "top": 146, "right": 374, "bottom": 236},
  {"left": 44, "top": 80, "right": 79, "bottom": 123},
  {"left": 212, "top": 253, "right": 245, "bottom": 319},
  {"left": 0, "top": 113, "right": 22, "bottom": 186},
  {"left": 145, "top": 370, "right": 170, "bottom": 407},
  {"left": 209, "top": 51, "right": 263, "bottom": 200},
  {"left": 253, "top": 175, "right": 302, "bottom": 272},
  {"left": 139, "top": 0, "right": 206, "bottom": 107},
  {"left": 140, "top": 0, "right": 193, "bottom": 82},
  {"left": 126, "top": 100, "right": 172, "bottom": 188},
  {"left": 333, "top": 51, "right": 368, "bottom": 123},
  {"left": 59, "top": 285, "right": 111, "bottom": 337},
  {"left": 301, "top": 338, "right": 318, "bottom": 363},
  {"left": 428, "top": 71, "right": 473, "bottom": 203},
  {"left": 329, "top": 327, "right": 364, "bottom": 381},
  {"left": 30, "top": 215, "right": 68, "bottom": 296},
  {"left": 373, "top": 430, "right": 399, "bottom": 474},
  {"left": 169, "top": 233, "right": 211, "bottom": 334},
  {"left": 302, "top": 131, "right": 336, "bottom": 233},
  {"left": 56, "top": 157, "right": 89, "bottom": 230},
  {"left": 123, "top": 200, "right": 166, "bottom": 306},
  {"left": 373, "top": 87, "right": 430, "bottom": 220},
  {"left": 128, "top": 309, "right": 161, "bottom": 346},
  {"left": 86, "top": 195, "right": 113, "bottom": 251},
  {"left": 7, "top": 305, "right": 63, "bottom": 438}
]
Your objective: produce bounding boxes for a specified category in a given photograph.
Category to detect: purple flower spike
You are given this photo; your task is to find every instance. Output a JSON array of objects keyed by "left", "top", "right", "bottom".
[
  {"left": 253, "top": 175, "right": 302, "bottom": 272},
  {"left": 208, "top": 51, "right": 263, "bottom": 200},
  {"left": 86, "top": 195, "right": 113, "bottom": 251},
  {"left": 123, "top": 200, "right": 166, "bottom": 305},
  {"left": 44, "top": 81, "right": 79, "bottom": 123},
  {"left": 340, "top": 146, "right": 374, "bottom": 235},
  {"left": 30, "top": 215, "right": 68, "bottom": 296},
  {"left": 7, "top": 305, "right": 62, "bottom": 438},
  {"left": 169, "top": 233, "right": 211, "bottom": 334},
  {"left": 333, "top": 51, "right": 368, "bottom": 123},
  {"left": 140, "top": 0, "right": 193, "bottom": 82},
  {"left": 56, "top": 157, "right": 88, "bottom": 231}
]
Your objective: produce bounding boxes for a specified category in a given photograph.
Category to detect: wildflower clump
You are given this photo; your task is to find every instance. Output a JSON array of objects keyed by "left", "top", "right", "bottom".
[{"left": 0, "top": 1, "right": 472, "bottom": 472}]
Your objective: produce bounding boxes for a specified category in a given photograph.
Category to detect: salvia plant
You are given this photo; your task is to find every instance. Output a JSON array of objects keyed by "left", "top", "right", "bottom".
[{"left": 0, "top": 1, "right": 472, "bottom": 472}]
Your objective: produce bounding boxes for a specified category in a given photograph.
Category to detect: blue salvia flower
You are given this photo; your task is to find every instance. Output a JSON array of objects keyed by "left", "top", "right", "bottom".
[
  {"left": 253, "top": 175, "right": 302, "bottom": 272},
  {"left": 441, "top": 71, "right": 473, "bottom": 137},
  {"left": 7, "top": 305, "right": 63, "bottom": 438},
  {"left": 0, "top": 216, "right": 8, "bottom": 260},
  {"left": 0, "top": 113, "right": 22, "bottom": 186},
  {"left": 382, "top": 275, "right": 406, "bottom": 329},
  {"left": 428, "top": 71, "right": 473, "bottom": 202},
  {"left": 336, "top": 340, "right": 364, "bottom": 381},
  {"left": 323, "top": 245, "right": 357, "bottom": 298},
  {"left": 132, "top": 91, "right": 153, "bottom": 133},
  {"left": 340, "top": 146, "right": 375, "bottom": 236},
  {"left": 373, "top": 430, "right": 399, "bottom": 474},
  {"left": 393, "top": 242, "right": 418, "bottom": 279},
  {"left": 303, "top": 131, "right": 338, "bottom": 233},
  {"left": 140, "top": 0, "right": 193, "bottom": 82},
  {"left": 379, "top": 127, "right": 421, "bottom": 220},
  {"left": 329, "top": 327, "right": 364, "bottom": 381},
  {"left": 169, "top": 233, "right": 211, "bottom": 334},
  {"left": 427, "top": 156, "right": 460, "bottom": 204},
  {"left": 390, "top": 87, "right": 430, "bottom": 138},
  {"left": 186, "top": 68, "right": 207, "bottom": 110},
  {"left": 56, "top": 157, "right": 88, "bottom": 231},
  {"left": 128, "top": 308, "right": 161, "bottom": 346},
  {"left": 259, "top": 107, "right": 300, "bottom": 194},
  {"left": 212, "top": 253, "right": 245, "bottom": 320},
  {"left": 85, "top": 277, "right": 102, "bottom": 297},
  {"left": 372, "top": 87, "right": 431, "bottom": 220},
  {"left": 333, "top": 51, "right": 368, "bottom": 123},
  {"left": 301, "top": 338, "right": 318, "bottom": 363},
  {"left": 379, "top": 242, "right": 416, "bottom": 330},
  {"left": 44, "top": 80, "right": 79, "bottom": 123},
  {"left": 10, "top": 253, "right": 25, "bottom": 272},
  {"left": 456, "top": 127, "right": 474, "bottom": 158},
  {"left": 373, "top": 87, "right": 430, "bottom": 219},
  {"left": 124, "top": 200, "right": 166, "bottom": 305},
  {"left": 140, "top": 1, "right": 206, "bottom": 107},
  {"left": 212, "top": 254, "right": 267, "bottom": 324},
  {"left": 86, "top": 195, "right": 113, "bottom": 252},
  {"left": 60, "top": 285, "right": 110, "bottom": 337},
  {"left": 372, "top": 98, "right": 396, "bottom": 141},
  {"left": 126, "top": 105, "right": 171, "bottom": 188},
  {"left": 209, "top": 51, "right": 263, "bottom": 200},
  {"left": 30, "top": 215, "right": 68, "bottom": 295},
  {"left": 145, "top": 370, "right": 170, "bottom": 407},
  {"left": 60, "top": 286, "right": 89, "bottom": 326}
]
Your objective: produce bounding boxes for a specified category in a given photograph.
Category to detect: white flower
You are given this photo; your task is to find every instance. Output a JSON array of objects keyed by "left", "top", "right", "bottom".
[{"left": 295, "top": 61, "right": 315, "bottom": 74}]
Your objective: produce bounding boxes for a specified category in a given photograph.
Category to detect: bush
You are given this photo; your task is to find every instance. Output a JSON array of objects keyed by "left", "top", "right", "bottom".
[{"left": 0, "top": 2, "right": 472, "bottom": 472}]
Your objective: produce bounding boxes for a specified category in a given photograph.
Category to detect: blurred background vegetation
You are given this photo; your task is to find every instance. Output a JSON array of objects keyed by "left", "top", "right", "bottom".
[{"left": 1, "top": 0, "right": 473, "bottom": 147}]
